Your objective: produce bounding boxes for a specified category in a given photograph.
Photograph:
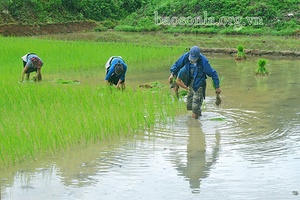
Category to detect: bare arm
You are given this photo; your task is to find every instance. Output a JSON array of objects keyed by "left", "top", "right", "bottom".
[
  {"left": 116, "top": 79, "right": 121, "bottom": 88},
  {"left": 176, "top": 77, "right": 188, "bottom": 90},
  {"left": 20, "top": 66, "right": 28, "bottom": 82},
  {"left": 116, "top": 79, "right": 125, "bottom": 90}
]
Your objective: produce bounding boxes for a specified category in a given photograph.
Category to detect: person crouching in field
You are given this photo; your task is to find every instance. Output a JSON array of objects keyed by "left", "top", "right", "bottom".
[
  {"left": 21, "top": 53, "right": 43, "bottom": 82},
  {"left": 105, "top": 56, "right": 128, "bottom": 90},
  {"left": 169, "top": 46, "right": 221, "bottom": 119}
]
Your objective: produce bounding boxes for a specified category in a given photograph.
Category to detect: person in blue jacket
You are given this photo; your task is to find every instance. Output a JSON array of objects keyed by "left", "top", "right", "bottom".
[
  {"left": 20, "top": 53, "right": 43, "bottom": 82},
  {"left": 168, "top": 46, "right": 221, "bottom": 119},
  {"left": 105, "top": 56, "right": 128, "bottom": 90},
  {"left": 169, "top": 47, "right": 191, "bottom": 98}
]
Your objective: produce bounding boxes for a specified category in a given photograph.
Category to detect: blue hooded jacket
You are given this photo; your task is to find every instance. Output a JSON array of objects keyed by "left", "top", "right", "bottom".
[
  {"left": 105, "top": 57, "right": 127, "bottom": 81},
  {"left": 172, "top": 53, "right": 220, "bottom": 92}
]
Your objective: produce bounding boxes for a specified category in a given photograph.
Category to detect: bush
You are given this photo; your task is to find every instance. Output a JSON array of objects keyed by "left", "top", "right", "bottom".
[
  {"left": 94, "top": 24, "right": 108, "bottom": 32},
  {"left": 102, "top": 19, "right": 118, "bottom": 29}
]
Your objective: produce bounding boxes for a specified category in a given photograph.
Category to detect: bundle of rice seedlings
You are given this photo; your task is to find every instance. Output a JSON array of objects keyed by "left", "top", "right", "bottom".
[
  {"left": 235, "top": 45, "right": 246, "bottom": 60},
  {"left": 254, "top": 59, "right": 269, "bottom": 75},
  {"left": 212, "top": 76, "right": 224, "bottom": 106}
]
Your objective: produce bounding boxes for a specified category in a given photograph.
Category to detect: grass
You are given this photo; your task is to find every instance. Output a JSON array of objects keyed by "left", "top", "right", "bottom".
[
  {"left": 0, "top": 36, "right": 183, "bottom": 75},
  {"left": 38, "top": 31, "right": 300, "bottom": 52},
  {"left": 0, "top": 36, "right": 186, "bottom": 167}
]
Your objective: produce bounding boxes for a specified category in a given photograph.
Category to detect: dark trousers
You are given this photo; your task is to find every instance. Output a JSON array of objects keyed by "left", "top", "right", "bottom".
[{"left": 107, "top": 73, "right": 124, "bottom": 85}]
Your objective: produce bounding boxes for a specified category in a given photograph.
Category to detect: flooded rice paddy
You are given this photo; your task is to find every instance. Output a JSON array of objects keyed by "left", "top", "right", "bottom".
[{"left": 1, "top": 55, "right": 300, "bottom": 200}]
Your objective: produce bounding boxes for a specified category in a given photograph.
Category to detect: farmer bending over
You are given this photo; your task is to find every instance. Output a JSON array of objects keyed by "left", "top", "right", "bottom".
[
  {"left": 21, "top": 53, "right": 43, "bottom": 82},
  {"left": 105, "top": 56, "right": 128, "bottom": 90},
  {"left": 169, "top": 46, "right": 221, "bottom": 119}
]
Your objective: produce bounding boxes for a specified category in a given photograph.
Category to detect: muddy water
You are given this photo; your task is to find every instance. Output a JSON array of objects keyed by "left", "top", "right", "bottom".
[{"left": 1, "top": 56, "right": 300, "bottom": 200}]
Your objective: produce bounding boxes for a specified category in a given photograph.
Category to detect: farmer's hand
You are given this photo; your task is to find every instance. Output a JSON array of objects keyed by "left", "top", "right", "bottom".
[
  {"left": 168, "top": 74, "right": 173, "bottom": 84},
  {"left": 215, "top": 88, "right": 221, "bottom": 94}
]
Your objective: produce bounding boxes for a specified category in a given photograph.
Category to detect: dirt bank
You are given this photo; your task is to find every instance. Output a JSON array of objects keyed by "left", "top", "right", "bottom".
[
  {"left": 0, "top": 21, "right": 97, "bottom": 36},
  {"left": 1, "top": 21, "right": 299, "bottom": 57}
]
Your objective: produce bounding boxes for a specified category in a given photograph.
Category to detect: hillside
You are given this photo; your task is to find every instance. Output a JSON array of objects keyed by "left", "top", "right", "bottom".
[
  {"left": 117, "top": 0, "right": 300, "bottom": 35},
  {"left": 0, "top": 0, "right": 299, "bottom": 36}
]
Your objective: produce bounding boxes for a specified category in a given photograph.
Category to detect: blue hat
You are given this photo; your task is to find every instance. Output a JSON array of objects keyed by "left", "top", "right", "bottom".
[{"left": 189, "top": 46, "right": 201, "bottom": 62}]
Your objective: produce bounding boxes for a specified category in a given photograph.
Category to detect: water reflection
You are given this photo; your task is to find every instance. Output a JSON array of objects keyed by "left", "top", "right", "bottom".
[{"left": 173, "top": 117, "right": 220, "bottom": 193}]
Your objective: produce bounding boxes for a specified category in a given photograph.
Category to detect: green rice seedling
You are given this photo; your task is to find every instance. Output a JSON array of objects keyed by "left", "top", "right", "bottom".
[
  {"left": 0, "top": 36, "right": 188, "bottom": 167},
  {"left": 210, "top": 117, "right": 226, "bottom": 121},
  {"left": 54, "top": 78, "right": 80, "bottom": 84},
  {"left": 0, "top": 36, "right": 183, "bottom": 75},
  {"left": 212, "top": 76, "right": 224, "bottom": 106},
  {"left": 138, "top": 81, "right": 165, "bottom": 91},
  {"left": 212, "top": 76, "right": 224, "bottom": 90},
  {"left": 235, "top": 45, "right": 246, "bottom": 60},
  {"left": 178, "top": 90, "right": 188, "bottom": 97},
  {"left": 0, "top": 80, "right": 185, "bottom": 166},
  {"left": 254, "top": 59, "right": 269, "bottom": 76}
]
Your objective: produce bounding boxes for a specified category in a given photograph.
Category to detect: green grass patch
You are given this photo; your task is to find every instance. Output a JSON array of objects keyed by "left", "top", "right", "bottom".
[
  {"left": 37, "top": 31, "right": 300, "bottom": 52},
  {"left": 0, "top": 36, "right": 186, "bottom": 167}
]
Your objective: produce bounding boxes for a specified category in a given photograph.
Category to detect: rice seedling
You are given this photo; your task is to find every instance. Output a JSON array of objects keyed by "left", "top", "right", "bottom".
[
  {"left": 235, "top": 45, "right": 246, "bottom": 60},
  {"left": 254, "top": 59, "right": 269, "bottom": 76},
  {"left": 0, "top": 82, "right": 185, "bottom": 166},
  {"left": 210, "top": 117, "right": 226, "bottom": 121},
  {"left": 178, "top": 90, "right": 188, "bottom": 97},
  {"left": 212, "top": 76, "right": 224, "bottom": 106},
  {"left": 53, "top": 78, "right": 80, "bottom": 84},
  {"left": 0, "top": 36, "right": 183, "bottom": 75},
  {"left": 0, "top": 36, "right": 187, "bottom": 167}
]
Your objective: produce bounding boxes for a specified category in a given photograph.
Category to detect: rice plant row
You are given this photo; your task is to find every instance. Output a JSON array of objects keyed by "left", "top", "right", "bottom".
[{"left": 0, "top": 36, "right": 186, "bottom": 167}]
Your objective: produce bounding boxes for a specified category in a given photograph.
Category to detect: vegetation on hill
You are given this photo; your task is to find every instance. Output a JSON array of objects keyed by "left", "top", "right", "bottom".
[
  {"left": 0, "top": 0, "right": 299, "bottom": 36},
  {"left": 0, "top": 0, "right": 144, "bottom": 23},
  {"left": 117, "top": 0, "right": 300, "bottom": 35}
]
